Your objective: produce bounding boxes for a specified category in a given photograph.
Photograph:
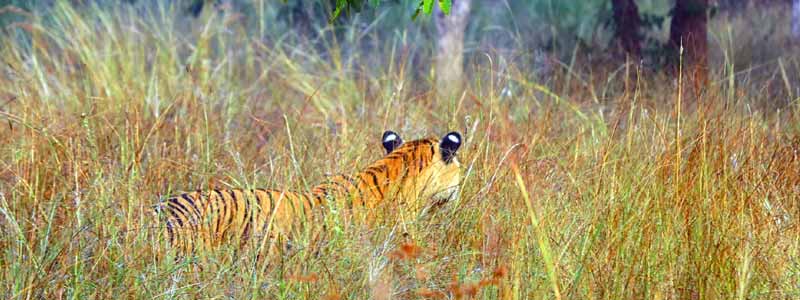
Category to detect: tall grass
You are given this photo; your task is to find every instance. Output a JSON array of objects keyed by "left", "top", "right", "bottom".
[{"left": 1, "top": 2, "right": 799, "bottom": 299}]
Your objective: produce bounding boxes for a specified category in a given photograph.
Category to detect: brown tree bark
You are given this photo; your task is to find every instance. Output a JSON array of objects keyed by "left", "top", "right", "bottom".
[
  {"left": 668, "top": 0, "right": 709, "bottom": 76},
  {"left": 434, "top": 0, "right": 471, "bottom": 95},
  {"left": 612, "top": 0, "right": 642, "bottom": 58}
]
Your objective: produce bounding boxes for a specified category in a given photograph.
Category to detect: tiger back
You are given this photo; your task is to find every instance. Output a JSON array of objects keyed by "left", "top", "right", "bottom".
[
  {"left": 313, "top": 131, "right": 463, "bottom": 212},
  {"left": 155, "top": 131, "right": 464, "bottom": 255}
]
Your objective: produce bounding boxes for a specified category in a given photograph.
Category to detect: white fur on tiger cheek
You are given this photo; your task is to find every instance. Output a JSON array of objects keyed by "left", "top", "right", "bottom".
[{"left": 447, "top": 134, "right": 460, "bottom": 143}]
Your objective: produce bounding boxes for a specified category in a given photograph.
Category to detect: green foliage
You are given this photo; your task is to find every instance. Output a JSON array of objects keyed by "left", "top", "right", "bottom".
[
  {"left": 422, "top": 0, "right": 434, "bottom": 14},
  {"left": 411, "top": 0, "right": 450, "bottom": 20},
  {"left": 329, "top": 0, "right": 452, "bottom": 22},
  {"left": 438, "top": 0, "right": 451, "bottom": 14},
  {"left": 327, "top": 0, "right": 452, "bottom": 21}
]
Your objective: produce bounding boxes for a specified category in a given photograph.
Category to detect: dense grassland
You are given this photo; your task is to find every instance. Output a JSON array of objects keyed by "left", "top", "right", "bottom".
[{"left": 1, "top": 2, "right": 800, "bottom": 299}]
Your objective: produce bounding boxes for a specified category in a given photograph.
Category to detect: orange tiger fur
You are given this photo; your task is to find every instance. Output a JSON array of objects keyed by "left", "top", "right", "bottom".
[{"left": 155, "top": 131, "right": 463, "bottom": 255}]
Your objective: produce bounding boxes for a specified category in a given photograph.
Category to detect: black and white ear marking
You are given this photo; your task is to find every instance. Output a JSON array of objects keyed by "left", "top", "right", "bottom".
[
  {"left": 439, "top": 132, "right": 462, "bottom": 163},
  {"left": 382, "top": 131, "right": 403, "bottom": 154}
]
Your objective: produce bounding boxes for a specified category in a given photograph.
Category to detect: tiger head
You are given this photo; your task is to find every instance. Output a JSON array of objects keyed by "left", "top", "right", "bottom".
[{"left": 379, "top": 130, "right": 464, "bottom": 204}]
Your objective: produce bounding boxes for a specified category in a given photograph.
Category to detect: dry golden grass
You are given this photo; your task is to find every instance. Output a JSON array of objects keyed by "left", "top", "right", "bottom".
[{"left": 1, "top": 2, "right": 799, "bottom": 299}]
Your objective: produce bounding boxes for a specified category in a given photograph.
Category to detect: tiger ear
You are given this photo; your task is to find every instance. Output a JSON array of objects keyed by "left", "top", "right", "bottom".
[
  {"left": 439, "top": 132, "right": 462, "bottom": 163},
  {"left": 382, "top": 131, "right": 403, "bottom": 154}
]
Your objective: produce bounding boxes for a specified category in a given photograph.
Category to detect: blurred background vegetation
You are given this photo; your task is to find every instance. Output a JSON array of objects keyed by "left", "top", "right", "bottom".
[{"left": 3, "top": 0, "right": 799, "bottom": 84}]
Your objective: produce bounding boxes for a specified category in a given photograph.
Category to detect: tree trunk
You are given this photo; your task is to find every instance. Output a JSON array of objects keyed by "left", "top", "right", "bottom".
[
  {"left": 612, "top": 0, "right": 642, "bottom": 59},
  {"left": 793, "top": 0, "right": 800, "bottom": 39},
  {"left": 668, "top": 0, "right": 709, "bottom": 74},
  {"left": 434, "top": 0, "right": 471, "bottom": 96}
]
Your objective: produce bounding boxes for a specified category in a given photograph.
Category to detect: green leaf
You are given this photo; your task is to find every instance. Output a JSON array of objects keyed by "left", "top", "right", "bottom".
[
  {"left": 438, "top": 0, "right": 451, "bottom": 15},
  {"left": 412, "top": 7, "right": 421, "bottom": 21},
  {"left": 330, "top": 0, "right": 347, "bottom": 23},
  {"left": 423, "top": 0, "right": 434, "bottom": 15}
]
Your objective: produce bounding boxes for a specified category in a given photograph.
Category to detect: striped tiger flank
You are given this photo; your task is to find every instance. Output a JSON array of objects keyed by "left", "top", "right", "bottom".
[
  {"left": 159, "top": 188, "right": 323, "bottom": 254},
  {"left": 310, "top": 138, "right": 439, "bottom": 209},
  {"left": 156, "top": 131, "right": 463, "bottom": 256}
]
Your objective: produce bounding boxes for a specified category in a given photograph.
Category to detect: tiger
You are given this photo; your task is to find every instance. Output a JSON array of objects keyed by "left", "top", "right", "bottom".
[{"left": 155, "top": 130, "right": 464, "bottom": 255}]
